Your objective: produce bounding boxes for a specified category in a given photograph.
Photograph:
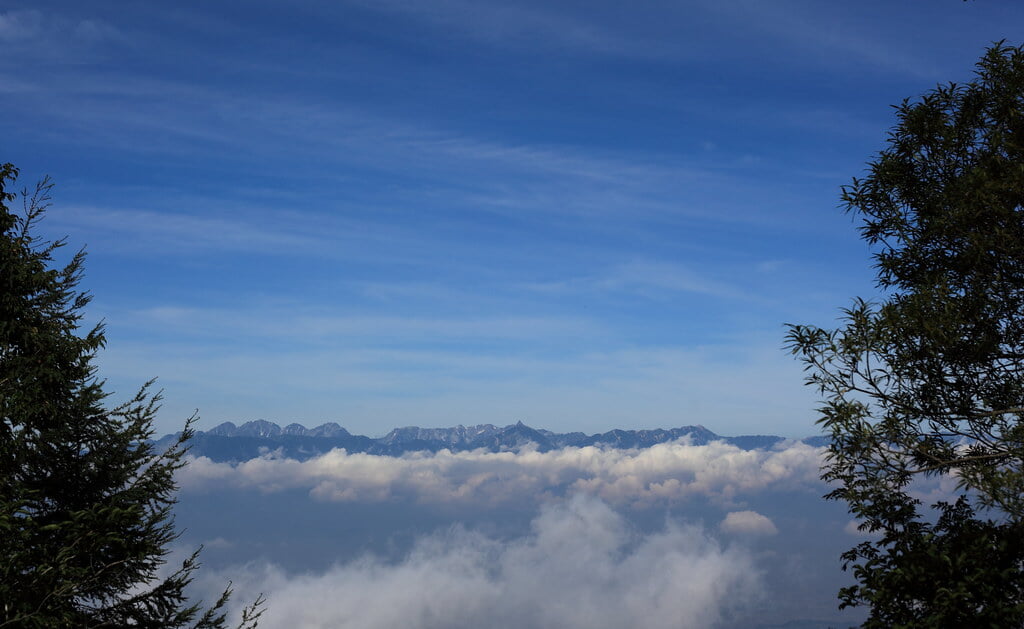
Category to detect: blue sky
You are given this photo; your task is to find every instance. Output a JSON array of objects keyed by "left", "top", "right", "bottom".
[{"left": 4, "top": 1, "right": 1021, "bottom": 438}]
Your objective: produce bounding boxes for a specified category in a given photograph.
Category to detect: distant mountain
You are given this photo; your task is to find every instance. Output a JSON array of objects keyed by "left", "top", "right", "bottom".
[{"left": 158, "top": 420, "right": 826, "bottom": 463}]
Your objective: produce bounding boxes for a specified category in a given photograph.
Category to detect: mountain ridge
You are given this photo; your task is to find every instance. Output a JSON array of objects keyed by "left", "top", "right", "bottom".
[{"left": 158, "top": 420, "right": 827, "bottom": 463}]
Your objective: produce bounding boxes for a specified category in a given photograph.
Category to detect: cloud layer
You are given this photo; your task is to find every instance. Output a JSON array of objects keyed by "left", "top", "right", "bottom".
[
  {"left": 179, "top": 440, "right": 824, "bottom": 507},
  {"left": 200, "top": 495, "right": 761, "bottom": 629}
]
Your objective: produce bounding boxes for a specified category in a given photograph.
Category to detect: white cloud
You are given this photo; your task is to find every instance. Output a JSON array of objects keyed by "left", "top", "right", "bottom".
[
  {"left": 178, "top": 440, "right": 824, "bottom": 508},
  {"left": 908, "top": 470, "right": 963, "bottom": 506},
  {"left": 197, "top": 495, "right": 760, "bottom": 629},
  {"left": 720, "top": 510, "right": 778, "bottom": 537},
  {"left": 843, "top": 519, "right": 875, "bottom": 538}
]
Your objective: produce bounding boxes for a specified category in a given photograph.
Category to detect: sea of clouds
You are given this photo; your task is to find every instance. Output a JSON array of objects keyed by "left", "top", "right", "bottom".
[
  {"left": 196, "top": 495, "right": 762, "bottom": 629},
  {"left": 177, "top": 439, "right": 938, "bottom": 628}
]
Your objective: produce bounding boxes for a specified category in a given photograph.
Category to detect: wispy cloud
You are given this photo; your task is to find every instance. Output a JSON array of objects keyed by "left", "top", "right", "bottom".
[
  {"left": 526, "top": 259, "right": 745, "bottom": 300},
  {"left": 0, "top": 9, "right": 123, "bottom": 60},
  {"left": 697, "top": 0, "right": 939, "bottom": 80},
  {"left": 7, "top": 64, "right": 783, "bottom": 224},
  {"left": 50, "top": 206, "right": 321, "bottom": 255},
  {"left": 343, "top": 0, "right": 684, "bottom": 60},
  {"left": 121, "top": 305, "right": 603, "bottom": 344}
]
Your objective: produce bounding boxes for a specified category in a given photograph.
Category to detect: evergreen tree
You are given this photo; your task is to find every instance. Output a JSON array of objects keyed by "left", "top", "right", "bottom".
[
  {"left": 0, "top": 163, "right": 263, "bottom": 627},
  {"left": 787, "top": 43, "right": 1024, "bottom": 626}
]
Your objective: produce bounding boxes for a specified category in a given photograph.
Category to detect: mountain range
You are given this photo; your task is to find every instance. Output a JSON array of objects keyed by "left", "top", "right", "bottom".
[{"left": 157, "top": 420, "right": 827, "bottom": 463}]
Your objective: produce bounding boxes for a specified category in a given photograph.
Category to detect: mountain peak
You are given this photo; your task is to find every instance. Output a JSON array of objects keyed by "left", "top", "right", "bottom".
[
  {"left": 308, "top": 422, "right": 349, "bottom": 438},
  {"left": 169, "top": 420, "right": 822, "bottom": 463},
  {"left": 207, "top": 421, "right": 238, "bottom": 436},
  {"left": 235, "top": 420, "right": 281, "bottom": 438}
]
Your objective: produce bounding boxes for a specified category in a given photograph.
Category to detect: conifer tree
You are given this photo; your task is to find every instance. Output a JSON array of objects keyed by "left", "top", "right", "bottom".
[{"left": 0, "top": 163, "right": 262, "bottom": 627}]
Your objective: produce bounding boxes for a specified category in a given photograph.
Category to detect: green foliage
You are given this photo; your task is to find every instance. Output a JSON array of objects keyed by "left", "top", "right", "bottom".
[
  {"left": 787, "top": 42, "right": 1024, "bottom": 626},
  {"left": 0, "top": 164, "right": 263, "bottom": 628}
]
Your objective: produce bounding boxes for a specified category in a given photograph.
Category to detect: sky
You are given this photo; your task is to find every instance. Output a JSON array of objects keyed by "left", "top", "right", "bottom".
[{"left": 4, "top": 0, "right": 1024, "bottom": 438}]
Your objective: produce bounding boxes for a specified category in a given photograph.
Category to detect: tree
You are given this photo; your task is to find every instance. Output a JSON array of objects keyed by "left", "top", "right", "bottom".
[
  {"left": 787, "top": 42, "right": 1024, "bottom": 626},
  {"left": 0, "top": 164, "right": 263, "bottom": 627}
]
